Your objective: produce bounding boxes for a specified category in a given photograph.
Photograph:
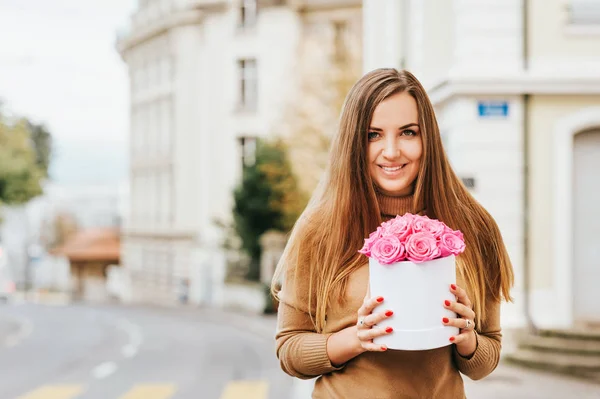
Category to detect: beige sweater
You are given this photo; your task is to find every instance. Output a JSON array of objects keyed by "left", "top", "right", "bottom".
[{"left": 275, "top": 192, "right": 502, "bottom": 399}]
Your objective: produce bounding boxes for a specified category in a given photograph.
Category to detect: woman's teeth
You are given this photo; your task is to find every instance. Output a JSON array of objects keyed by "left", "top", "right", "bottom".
[{"left": 381, "top": 165, "right": 403, "bottom": 172}]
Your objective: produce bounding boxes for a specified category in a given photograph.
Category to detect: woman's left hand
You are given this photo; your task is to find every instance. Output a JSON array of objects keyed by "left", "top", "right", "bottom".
[{"left": 442, "top": 283, "right": 477, "bottom": 358}]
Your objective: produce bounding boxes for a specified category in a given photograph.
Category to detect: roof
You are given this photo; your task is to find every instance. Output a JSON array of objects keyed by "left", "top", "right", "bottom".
[{"left": 52, "top": 228, "right": 120, "bottom": 263}]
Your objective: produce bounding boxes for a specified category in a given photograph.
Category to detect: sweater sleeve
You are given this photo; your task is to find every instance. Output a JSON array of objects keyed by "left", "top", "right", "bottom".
[
  {"left": 274, "top": 256, "right": 346, "bottom": 380},
  {"left": 275, "top": 296, "right": 345, "bottom": 379},
  {"left": 453, "top": 293, "right": 502, "bottom": 380}
]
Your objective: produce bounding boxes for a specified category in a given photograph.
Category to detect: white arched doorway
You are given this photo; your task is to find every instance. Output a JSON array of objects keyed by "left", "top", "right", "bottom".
[
  {"left": 553, "top": 107, "right": 600, "bottom": 327},
  {"left": 573, "top": 129, "right": 600, "bottom": 323}
]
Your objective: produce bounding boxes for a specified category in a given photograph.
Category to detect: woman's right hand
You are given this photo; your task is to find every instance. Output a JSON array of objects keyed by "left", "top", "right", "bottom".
[{"left": 356, "top": 295, "right": 394, "bottom": 352}]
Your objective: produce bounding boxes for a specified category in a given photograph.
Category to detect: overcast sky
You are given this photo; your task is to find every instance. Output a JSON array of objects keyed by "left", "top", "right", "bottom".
[{"left": 0, "top": 0, "right": 137, "bottom": 186}]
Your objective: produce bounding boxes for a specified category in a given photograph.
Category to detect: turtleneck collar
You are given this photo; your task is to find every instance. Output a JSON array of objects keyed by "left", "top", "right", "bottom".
[{"left": 375, "top": 189, "right": 425, "bottom": 220}]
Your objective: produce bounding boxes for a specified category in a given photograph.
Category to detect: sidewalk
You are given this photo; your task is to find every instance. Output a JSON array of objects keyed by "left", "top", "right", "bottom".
[
  {"left": 11, "top": 290, "right": 71, "bottom": 306},
  {"left": 288, "top": 359, "right": 600, "bottom": 399},
  {"left": 219, "top": 312, "right": 600, "bottom": 399}
]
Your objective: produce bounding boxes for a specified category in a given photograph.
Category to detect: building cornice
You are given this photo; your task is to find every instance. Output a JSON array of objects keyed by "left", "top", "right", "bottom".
[
  {"left": 122, "top": 226, "right": 198, "bottom": 240},
  {"left": 117, "top": 8, "right": 205, "bottom": 55},
  {"left": 287, "top": 0, "right": 362, "bottom": 12},
  {"left": 428, "top": 74, "right": 600, "bottom": 105}
]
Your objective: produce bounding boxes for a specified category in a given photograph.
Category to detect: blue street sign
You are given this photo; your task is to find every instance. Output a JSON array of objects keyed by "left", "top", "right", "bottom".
[{"left": 478, "top": 101, "right": 509, "bottom": 118}]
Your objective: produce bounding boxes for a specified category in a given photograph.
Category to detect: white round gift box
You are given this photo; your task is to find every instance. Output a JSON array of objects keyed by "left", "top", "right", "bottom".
[{"left": 368, "top": 254, "right": 460, "bottom": 351}]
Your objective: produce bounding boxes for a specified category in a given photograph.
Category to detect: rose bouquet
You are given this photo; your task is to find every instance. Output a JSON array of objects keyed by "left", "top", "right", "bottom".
[
  {"left": 359, "top": 213, "right": 466, "bottom": 263},
  {"left": 359, "top": 214, "right": 466, "bottom": 351}
]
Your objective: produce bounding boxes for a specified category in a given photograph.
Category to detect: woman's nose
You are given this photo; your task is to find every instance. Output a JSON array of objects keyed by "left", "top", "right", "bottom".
[{"left": 382, "top": 139, "right": 400, "bottom": 158}]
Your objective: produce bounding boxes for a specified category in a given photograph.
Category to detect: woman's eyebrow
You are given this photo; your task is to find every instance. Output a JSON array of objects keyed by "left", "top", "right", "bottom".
[{"left": 368, "top": 123, "right": 420, "bottom": 131}]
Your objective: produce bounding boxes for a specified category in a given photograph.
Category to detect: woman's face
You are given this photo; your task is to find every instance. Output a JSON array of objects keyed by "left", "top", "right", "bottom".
[{"left": 367, "top": 92, "right": 422, "bottom": 197}]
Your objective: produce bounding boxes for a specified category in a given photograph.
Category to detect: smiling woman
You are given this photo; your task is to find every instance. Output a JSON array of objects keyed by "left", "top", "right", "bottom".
[
  {"left": 272, "top": 68, "right": 514, "bottom": 399},
  {"left": 367, "top": 92, "right": 422, "bottom": 197}
]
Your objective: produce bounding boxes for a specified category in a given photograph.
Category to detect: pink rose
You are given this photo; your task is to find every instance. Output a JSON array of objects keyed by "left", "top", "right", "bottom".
[
  {"left": 371, "top": 235, "right": 405, "bottom": 264},
  {"left": 412, "top": 215, "right": 445, "bottom": 238},
  {"left": 404, "top": 232, "right": 441, "bottom": 263},
  {"left": 358, "top": 228, "right": 384, "bottom": 257},
  {"left": 380, "top": 215, "right": 412, "bottom": 241},
  {"left": 438, "top": 230, "right": 466, "bottom": 257}
]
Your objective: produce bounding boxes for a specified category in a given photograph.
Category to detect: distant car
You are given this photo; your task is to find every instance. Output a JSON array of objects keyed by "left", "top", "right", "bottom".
[{"left": 0, "top": 246, "right": 15, "bottom": 303}]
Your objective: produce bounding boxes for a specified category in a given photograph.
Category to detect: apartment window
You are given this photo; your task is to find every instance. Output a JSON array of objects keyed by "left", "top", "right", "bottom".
[
  {"left": 568, "top": 0, "right": 600, "bottom": 25},
  {"left": 238, "top": 136, "right": 257, "bottom": 168},
  {"left": 240, "top": 0, "right": 258, "bottom": 29},
  {"left": 238, "top": 59, "right": 258, "bottom": 111}
]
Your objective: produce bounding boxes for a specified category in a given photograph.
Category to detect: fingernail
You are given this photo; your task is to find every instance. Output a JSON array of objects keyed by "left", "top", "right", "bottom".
[
  {"left": 386, "top": 327, "right": 393, "bottom": 333},
  {"left": 445, "top": 300, "right": 451, "bottom": 306},
  {"left": 451, "top": 284, "right": 457, "bottom": 290},
  {"left": 449, "top": 336, "right": 455, "bottom": 342},
  {"left": 385, "top": 310, "right": 394, "bottom": 317},
  {"left": 381, "top": 346, "right": 387, "bottom": 351},
  {"left": 377, "top": 297, "right": 384, "bottom": 303},
  {"left": 442, "top": 317, "right": 449, "bottom": 323}
]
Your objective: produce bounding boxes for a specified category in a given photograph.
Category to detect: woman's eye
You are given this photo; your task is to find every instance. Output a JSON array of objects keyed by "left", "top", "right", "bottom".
[
  {"left": 368, "top": 132, "right": 380, "bottom": 140},
  {"left": 402, "top": 129, "right": 417, "bottom": 137}
]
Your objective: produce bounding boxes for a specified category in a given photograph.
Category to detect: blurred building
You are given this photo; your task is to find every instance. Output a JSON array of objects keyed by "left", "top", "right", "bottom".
[
  {"left": 364, "top": 0, "right": 600, "bottom": 330},
  {"left": 116, "top": 0, "right": 362, "bottom": 305},
  {"left": 0, "top": 182, "right": 126, "bottom": 292},
  {"left": 51, "top": 228, "right": 121, "bottom": 302}
]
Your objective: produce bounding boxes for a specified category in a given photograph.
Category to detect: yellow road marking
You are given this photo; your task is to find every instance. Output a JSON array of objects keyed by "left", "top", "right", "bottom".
[
  {"left": 118, "top": 384, "right": 177, "bottom": 399},
  {"left": 219, "top": 380, "right": 268, "bottom": 399},
  {"left": 16, "top": 385, "right": 84, "bottom": 399}
]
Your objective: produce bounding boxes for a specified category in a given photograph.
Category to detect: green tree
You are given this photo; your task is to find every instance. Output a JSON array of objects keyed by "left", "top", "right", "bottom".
[
  {"left": 26, "top": 121, "right": 53, "bottom": 177},
  {"left": 232, "top": 139, "right": 305, "bottom": 281},
  {"left": 0, "top": 111, "right": 51, "bottom": 211}
]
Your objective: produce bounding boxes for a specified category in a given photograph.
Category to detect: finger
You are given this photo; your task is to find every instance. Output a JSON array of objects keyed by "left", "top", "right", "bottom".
[
  {"left": 361, "top": 309, "right": 394, "bottom": 328},
  {"left": 361, "top": 342, "right": 388, "bottom": 352},
  {"left": 358, "top": 326, "right": 393, "bottom": 341},
  {"left": 449, "top": 330, "right": 476, "bottom": 345},
  {"left": 357, "top": 295, "right": 385, "bottom": 317},
  {"left": 450, "top": 284, "right": 472, "bottom": 309},
  {"left": 444, "top": 300, "right": 476, "bottom": 320},
  {"left": 442, "top": 317, "right": 474, "bottom": 330}
]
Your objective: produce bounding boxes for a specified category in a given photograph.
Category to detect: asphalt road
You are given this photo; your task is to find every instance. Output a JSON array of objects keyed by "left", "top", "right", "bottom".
[
  {"left": 3, "top": 302, "right": 600, "bottom": 399},
  {"left": 0, "top": 302, "right": 293, "bottom": 399}
]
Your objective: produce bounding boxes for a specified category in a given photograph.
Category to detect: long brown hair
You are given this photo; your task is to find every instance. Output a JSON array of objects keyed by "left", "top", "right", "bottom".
[{"left": 272, "top": 68, "right": 513, "bottom": 332}]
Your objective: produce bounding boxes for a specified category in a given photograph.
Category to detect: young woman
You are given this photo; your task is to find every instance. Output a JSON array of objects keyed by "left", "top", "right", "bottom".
[{"left": 272, "top": 69, "right": 514, "bottom": 398}]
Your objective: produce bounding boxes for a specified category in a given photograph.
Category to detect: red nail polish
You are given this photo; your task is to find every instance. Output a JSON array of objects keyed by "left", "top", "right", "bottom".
[
  {"left": 445, "top": 300, "right": 451, "bottom": 306},
  {"left": 386, "top": 327, "right": 393, "bottom": 333},
  {"left": 377, "top": 297, "right": 384, "bottom": 303},
  {"left": 451, "top": 284, "right": 457, "bottom": 290},
  {"left": 385, "top": 311, "right": 394, "bottom": 317},
  {"left": 381, "top": 346, "right": 387, "bottom": 351},
  {"left": 442, "top": 317, "right": 449, "bottom": 323},
  {"left": 449, "top": 336, "right": 455, "bottom": 342}
]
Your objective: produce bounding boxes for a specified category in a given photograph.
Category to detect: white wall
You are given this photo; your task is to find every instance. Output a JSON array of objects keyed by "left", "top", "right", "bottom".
[
  {"left": 436, "top": 96, "right": 526, "bottom": 328},
  {"left": 450, "top": 0, "right": 522, "bottom": 78},
  {"left": 529, "top": 0, "right": 600, "bottom": 76},
  {"left": 362, "top": 0, "right": 404, "bottom": 72}
]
